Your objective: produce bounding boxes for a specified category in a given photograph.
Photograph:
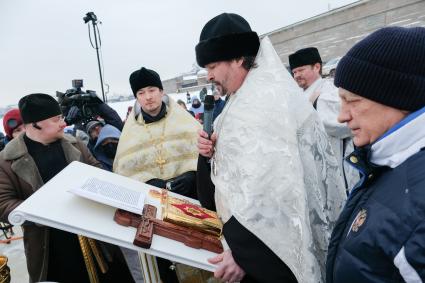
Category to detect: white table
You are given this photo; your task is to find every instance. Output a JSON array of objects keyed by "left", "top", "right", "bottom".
[{"left": 9, "top": 161, "right": 217, "bottom": 275}]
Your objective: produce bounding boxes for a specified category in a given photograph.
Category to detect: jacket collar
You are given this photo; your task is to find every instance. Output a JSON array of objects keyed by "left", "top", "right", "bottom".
[
  {"left": 345, "top": 145, "right": 385, "bottom": 191},
  {"left": 2, "top": 133, "right": 79, "bottom": 161},
  {"left": 60, "top": 134, "right": 82, "bottom": 164},
  {"left": 345, "top": 106, "right": 425, "bottom": 194},
  {"left": 2, "top": 133, "right": 29, "bottom": 161},
  {"left": 2, "top": 134, "right": 80, "bottom": 191},
  {"left": 141, "top": 102, "right": 167, "bottom": 124},
  {"left": 370, "top": 106, "right": 425, "bottom": 168}
]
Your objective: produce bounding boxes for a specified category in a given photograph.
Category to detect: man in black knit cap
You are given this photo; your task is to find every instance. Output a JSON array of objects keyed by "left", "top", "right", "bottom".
[
  {"left": 0, "top": 93, "right": 133, "bottom": 283},
  {"left": 326, "top": 27, "right": 425, "bottom": 283},
  {"left": 114, "top": 67, "right": 201, "bottom": 200}
]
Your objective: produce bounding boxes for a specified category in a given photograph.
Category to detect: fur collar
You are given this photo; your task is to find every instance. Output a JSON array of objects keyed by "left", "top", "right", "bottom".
[
  {"left": 2, "top": 134, "right": 80, "bottom": 190},
  {"left": 2, "top": 134, "right": 78, "bottom": 161}
]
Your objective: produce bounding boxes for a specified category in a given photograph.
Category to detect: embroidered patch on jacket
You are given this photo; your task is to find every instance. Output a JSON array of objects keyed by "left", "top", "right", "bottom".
[{"left": 351, "top": 209, "right": 367, "bottom": 232}]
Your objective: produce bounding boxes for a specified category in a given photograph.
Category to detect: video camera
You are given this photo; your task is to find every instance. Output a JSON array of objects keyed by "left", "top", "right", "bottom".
[{"left": 57, "top": 79, "right": 103, "bottom": 126}]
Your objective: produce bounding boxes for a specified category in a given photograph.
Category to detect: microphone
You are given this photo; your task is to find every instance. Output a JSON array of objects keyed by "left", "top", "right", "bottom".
[{"left": 203, "top": 95, "right": 214, "bottom": 137}]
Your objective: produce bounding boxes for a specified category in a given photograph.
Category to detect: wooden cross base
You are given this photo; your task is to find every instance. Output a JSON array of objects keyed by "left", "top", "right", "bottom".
[{"left": 114, "top": 204, "right": 223, "bottom": 254}]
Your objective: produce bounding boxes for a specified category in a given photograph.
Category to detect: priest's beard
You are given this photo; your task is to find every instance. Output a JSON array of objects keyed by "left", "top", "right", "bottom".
[{"left": 213, "top": 81, "right": 229, "bottom": 96}]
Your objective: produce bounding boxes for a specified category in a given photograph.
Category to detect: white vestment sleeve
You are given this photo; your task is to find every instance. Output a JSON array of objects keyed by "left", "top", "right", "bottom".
[{"left": 316, "top": 80, "right": 352, "bottom": 139}]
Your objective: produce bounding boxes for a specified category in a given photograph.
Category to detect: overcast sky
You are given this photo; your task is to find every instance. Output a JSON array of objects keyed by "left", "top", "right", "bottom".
[{"left": 0, "top": 0, "right": 357, "bottom": 107}]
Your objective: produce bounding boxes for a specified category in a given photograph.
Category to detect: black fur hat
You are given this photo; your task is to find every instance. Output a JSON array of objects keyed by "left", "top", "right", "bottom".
[
  {"left": 18, "top": 93, "right": 62, "bottom": 124},
  {"left": 129, "top": 67, "right": 163, "bottom": 96},
  {"left": 195, "top": 13, "right": 260, "bottom": 68},
  {"left": 289, "top": 47, "right": 322, "bottom": 70}
]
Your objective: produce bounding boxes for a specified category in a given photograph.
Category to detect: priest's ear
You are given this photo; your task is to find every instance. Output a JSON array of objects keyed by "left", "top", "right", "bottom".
[
  {"left": 162, "top": 93, "right": 169, "bottom": 106},
  {"left": 313, "top": 62, "right": 322, "bottom": 75}
]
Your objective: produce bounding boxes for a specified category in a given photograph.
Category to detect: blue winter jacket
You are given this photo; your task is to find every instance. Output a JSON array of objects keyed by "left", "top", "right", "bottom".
[
  {"left": 93, "top": 124, "right": 121, "bottom": 171},
  {"left": 327, "top": 107, "right": 425, "bottom": 283},
  {"left": 213, "top": 97, "right": 225, "bottom": 122}
]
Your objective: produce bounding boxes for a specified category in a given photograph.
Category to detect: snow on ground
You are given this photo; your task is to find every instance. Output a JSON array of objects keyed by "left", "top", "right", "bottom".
[{"left": 1, "top": 227, "right": 28, "bottom": 283}]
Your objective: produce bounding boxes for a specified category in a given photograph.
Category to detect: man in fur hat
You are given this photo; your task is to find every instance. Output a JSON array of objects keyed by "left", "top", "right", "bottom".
[
  {"left": 289, "top": 47, "right": 358, "bottom": 193},
  {"left": 113, "top": 67, "right": 201, "bottom": 283},
  {"left": 196, "top": 13, "right": 346, "bottom": 283}
]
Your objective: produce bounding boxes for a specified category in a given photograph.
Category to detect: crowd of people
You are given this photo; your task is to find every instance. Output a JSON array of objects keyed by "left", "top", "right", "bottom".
[
  {"left": 1, "top": 11, "right": 424, "bottom": 283},
  {"left": 175, "top": 88, "right": 225, "bottom": 125}
]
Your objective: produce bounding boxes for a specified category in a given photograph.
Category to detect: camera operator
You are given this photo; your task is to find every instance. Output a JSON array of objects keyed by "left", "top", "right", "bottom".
[
  {"left": 85, "top": 120, "right": 104, "bottom": 154},
  {"left": 84, "top": 121, "right": 120, "bottom": 172},
  {"left": 57, "top": 79, "right": 123, "bottom": 135}
]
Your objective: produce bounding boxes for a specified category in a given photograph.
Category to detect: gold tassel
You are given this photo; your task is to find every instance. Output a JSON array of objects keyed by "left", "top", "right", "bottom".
[
  {"left": 87, "top": 238, "right": 109, "bottom": 274},
  {"left": 78, "top": 235, "right": 99, "bottom": 283}
]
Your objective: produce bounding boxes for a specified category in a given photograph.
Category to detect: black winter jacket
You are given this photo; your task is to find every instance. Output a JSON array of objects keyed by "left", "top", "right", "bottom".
[{"left": 327, "top": 147, "right": 425, "bottom": 283}]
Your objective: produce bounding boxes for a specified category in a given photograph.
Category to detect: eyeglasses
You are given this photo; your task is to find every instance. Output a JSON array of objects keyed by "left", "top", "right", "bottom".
[
  {"left": 49, "top": 115, "right": 65, "bottom": 123},
  {"left": 6, "top": 118, "right": 21, "bottom": 129}
]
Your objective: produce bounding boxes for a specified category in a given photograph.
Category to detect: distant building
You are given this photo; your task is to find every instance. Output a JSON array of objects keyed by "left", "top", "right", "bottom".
[
  {"left": 181, "top": 75, "right": 198, "bottom": 88},
  {"left": 162, "top": 68, "right": 212, "bottom": 94},
  {"left": 262, "top": 0, "right": 425, "bottom": 66},
  {"left": 197, "top": 69, "right": 208, "bottom": 86},
  {"left": 162, "top": 0, "right": 425, "bottom": 90}
]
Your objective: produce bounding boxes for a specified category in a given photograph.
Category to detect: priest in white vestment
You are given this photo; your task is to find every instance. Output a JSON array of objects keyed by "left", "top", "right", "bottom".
[
  {"left": 289, "top": 47, "right": 359, "bottom": 193},
  {"left": 196, "top": 13, "right": 346, "bottom": 283}
]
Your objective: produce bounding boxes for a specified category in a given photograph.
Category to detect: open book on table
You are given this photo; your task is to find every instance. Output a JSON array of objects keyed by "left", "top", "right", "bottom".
[
  {"left": 68, "top": 177, "right": 145, "bottom": 215},
  {"left": 8, "top": 161, "right": 218, "bottom": 272}
]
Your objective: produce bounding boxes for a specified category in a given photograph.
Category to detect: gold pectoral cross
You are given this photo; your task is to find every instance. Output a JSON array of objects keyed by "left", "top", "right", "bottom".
[{"left": 156, "top": 156, "right": 167, "bottom": 173}]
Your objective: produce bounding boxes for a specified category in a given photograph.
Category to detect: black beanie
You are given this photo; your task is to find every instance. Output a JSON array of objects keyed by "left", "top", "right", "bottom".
[
  {"left": 335, "top": 26, "right": 425, "bottom": 111},
  {"left": 129, "top": 67, "right": 163, "bottom": 96},
  {"left": 195, "top": 13, "right": 260, "bottom": 68},
  {"left": 18, "top": 93, "right": 62, "bottom": 124},
  {"left": 288, "top": 47, "right": 322, "bottom": 70}
]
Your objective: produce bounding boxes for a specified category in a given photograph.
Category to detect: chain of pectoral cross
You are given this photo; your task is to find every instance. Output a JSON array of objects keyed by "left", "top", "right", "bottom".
[
  {"left": 143, "top": 118, "right": 167, "bottom": 174},
  {"left": 154, "top": 134, "right": 167, "bottom": 173}
]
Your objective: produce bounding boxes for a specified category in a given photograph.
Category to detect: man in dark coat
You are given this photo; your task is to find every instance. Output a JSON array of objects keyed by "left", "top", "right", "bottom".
[
  {"left": 326, "top": 27, "right": 425, "bottom": 283},
  {"left": 0, "top": 93, "right": 132, "bottom": 283}
]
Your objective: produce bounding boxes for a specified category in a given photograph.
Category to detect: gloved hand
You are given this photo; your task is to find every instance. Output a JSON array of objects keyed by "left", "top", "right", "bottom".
[
  {"left": 65, "top": 105, "right": 82, "bottom": 125},
  {"left": 146, "top": 178, "right": 166, "bottom": 189},
  {"left": 166, "top": 171, "right": 197, "bottom": 198}
]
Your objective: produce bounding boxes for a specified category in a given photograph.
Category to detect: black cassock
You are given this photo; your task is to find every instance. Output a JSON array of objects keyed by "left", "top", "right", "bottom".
[{"left": 196, "top": 155, "right": 297, "bottom": 283}]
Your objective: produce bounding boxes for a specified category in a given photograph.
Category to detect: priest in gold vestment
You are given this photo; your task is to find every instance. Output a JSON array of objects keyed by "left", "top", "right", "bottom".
[{"left": 113, "top": 67, "right": 202, "bottom": 283}]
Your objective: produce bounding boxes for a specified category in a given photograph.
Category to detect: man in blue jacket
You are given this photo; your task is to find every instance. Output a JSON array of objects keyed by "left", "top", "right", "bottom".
[
  {"left": 212, "top": 90, "right": 225, "bottom": 121},
  {"left": 326, "top": 26, "right": 425, "bottom": 282},
  {"left": 92, "top": 124, "right": 121, "bottom": 171}
]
